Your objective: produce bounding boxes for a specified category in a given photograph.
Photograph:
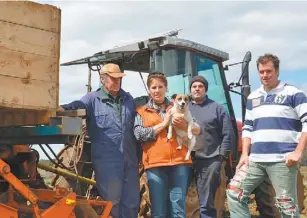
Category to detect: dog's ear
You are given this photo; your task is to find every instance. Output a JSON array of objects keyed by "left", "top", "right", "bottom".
[
  {"left": 188, "top": 94, "right": 193, "bottom": 101},
  {"left": 171, "top": 94, "right": 177, "bottom": 100}
]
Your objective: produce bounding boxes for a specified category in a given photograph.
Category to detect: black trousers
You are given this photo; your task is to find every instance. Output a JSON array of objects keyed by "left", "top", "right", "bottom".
[{"left": 192, "top": 155, "right": 223, "bottom": 218}]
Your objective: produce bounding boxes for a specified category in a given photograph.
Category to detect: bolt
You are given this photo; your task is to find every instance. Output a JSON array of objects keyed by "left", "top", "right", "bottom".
[{"left": 1, "top": 165, "right": 10, "bottom": 174}]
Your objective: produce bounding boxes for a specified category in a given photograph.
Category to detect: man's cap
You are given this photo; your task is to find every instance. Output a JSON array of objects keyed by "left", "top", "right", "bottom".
[
  {"left": 99, "top": 63, "right": 126, "bottom": 78},
  {"left": 190, "top": 75, "right": 208, "bottom": 91}
]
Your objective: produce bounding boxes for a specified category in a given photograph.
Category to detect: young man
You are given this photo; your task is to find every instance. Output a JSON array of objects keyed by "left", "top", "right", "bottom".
[
  {"left": 227, "top": 53, "right": 307, "bottom": 218},
  {"left": 58, "top": 63, "right": 140, "bottom": 218}
]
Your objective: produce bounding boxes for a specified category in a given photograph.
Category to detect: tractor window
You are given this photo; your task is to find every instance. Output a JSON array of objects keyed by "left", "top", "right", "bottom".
[
  {"left": 196, "top": 55, "right": 229, "bottom": 113},
  {"left": 153, "top": 49, "right": 192, "bottom": 98}
]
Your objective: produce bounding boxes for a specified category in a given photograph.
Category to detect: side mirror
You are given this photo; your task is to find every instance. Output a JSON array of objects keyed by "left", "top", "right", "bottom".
[
  {"left": 241, "top": 51, "right": 251, "bottom": 122},
  {"left": 226, "top": 51, "right": 252, "bottom": 89},
  {"left": 241, "top": 51, "right": 251, "bottom": 80},
  {"left": 225, "top": 51, "right": 252, "bottom": 122}
]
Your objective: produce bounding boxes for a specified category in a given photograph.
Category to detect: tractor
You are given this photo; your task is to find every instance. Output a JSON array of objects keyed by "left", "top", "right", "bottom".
[{"left": 50, "top": 29, "right": 304, "bottom": 217}]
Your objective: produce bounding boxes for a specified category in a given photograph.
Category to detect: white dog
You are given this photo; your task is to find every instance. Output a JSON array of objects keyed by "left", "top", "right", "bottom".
[{"left": 167, "top": 94, "right": 196, "bottom": 160}]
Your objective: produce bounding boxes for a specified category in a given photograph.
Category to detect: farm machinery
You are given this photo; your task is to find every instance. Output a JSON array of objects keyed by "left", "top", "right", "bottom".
[{"left": 0, "top": 1, "right": 304, "bottom": 217}]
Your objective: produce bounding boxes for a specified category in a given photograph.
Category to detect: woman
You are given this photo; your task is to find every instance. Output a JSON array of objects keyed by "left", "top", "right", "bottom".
[{"left": 134, "top": 72, "right": 201, "bottom": 218}]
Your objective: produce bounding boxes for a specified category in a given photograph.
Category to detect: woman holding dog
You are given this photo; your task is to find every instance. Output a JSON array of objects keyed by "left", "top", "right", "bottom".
[{"left": 133, "top": 72, "right": 201, "bottom": 218}]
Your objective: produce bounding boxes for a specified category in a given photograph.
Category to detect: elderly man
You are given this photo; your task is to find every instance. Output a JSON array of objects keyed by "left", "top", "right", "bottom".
[
  {"left": 58, "top": 63, "right": 140, "bottom": 218},
  {"left": 227, "top": 53, "right": 307, "bottom": 218}
]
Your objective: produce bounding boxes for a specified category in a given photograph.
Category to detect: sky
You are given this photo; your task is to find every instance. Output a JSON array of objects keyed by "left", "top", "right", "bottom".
[{"left": 33, "top": 0, "right": 307, "bottom": 158}]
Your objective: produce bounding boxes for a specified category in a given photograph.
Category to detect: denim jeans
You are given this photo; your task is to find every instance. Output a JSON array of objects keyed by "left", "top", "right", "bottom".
[
  {"left": 146, "top": 164, "right": 191, "bottom": 218},
  {"left": 226, "top": 161, "right": 299, "bottom": 218}
]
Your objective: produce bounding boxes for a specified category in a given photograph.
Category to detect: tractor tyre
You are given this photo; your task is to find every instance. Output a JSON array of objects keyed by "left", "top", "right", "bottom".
[
  {"left": 138, "top": 165, "right": 151, "bottom": 218},
  {"left": 186, "top": 179, "right": 200, "bottom": 218},
  {"left": 297, "top": 170, "right": 305, "bottom": 214}
]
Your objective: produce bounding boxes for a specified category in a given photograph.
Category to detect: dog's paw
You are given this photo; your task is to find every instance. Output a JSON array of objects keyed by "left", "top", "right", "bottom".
[
  {"left": 167, "top": 132, "right": 172, "bottom": 139},
  {"left": 184, "top": 154, "right": 190, "bottom": 160},
  {"left": 167, "top": 134, "right": 172, "bottom": 140},
  {"left": 176, "top": 146, "right": 182, "bottom": 150}
]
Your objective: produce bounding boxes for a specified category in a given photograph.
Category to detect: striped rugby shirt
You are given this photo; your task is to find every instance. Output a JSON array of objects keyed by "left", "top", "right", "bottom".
[{"left": 242, "top": 81, "right": 307, "bottom": 162}]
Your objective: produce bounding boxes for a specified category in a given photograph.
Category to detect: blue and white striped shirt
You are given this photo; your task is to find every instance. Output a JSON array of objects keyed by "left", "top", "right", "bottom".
[{"left": 242, "top": 81, "right": 307, "bottom": 162}]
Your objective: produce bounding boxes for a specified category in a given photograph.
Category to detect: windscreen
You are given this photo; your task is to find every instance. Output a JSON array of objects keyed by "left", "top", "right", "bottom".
[
  {"left": 152, "top": 49, "right": 192, "bottom": 98},
  {"left": 152, "top": 49, "right": 229, "bottom": 113},
  {"left": 195, "top": 55, "right": 229, "bottom": 113}
]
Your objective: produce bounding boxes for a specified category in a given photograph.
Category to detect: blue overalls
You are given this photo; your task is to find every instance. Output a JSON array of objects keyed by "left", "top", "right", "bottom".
[{"left": 61, "top": 88, "right": 140, "bottom": 218}]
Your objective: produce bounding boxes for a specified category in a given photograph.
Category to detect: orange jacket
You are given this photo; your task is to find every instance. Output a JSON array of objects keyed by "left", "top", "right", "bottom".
[{"left": 136, "top": 105, "right": 192, "bottom": 170}]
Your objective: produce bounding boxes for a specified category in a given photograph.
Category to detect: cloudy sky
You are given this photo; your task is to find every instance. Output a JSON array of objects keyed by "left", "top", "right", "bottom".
[{"left": 34, "top": 0, "right": 307, "bottom": 157}]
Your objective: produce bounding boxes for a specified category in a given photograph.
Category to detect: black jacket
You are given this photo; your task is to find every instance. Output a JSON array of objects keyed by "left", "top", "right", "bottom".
[{"left": 189, "top": 97, "right": 234, "bottom": 159}]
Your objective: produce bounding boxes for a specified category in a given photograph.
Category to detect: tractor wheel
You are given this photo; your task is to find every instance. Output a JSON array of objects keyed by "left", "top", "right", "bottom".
[
  {"left": 138, "top": 165, "right": 151, "bottom": 218},
  {"left": 186, "top": 179, "right": 200, "bottom": 218},
  {"left": 299, "top": 149, "right": 307, "bottom": 214},
  {"left": 297, "top": 170, "right": 305, "bottom": 213}
]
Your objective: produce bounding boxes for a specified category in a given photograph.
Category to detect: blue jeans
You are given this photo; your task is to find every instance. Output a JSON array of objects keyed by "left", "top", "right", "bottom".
[
  {"left": 146, "top": 164, "right": 191, "bottom": 218},
  {"left": 226, "top": 161, "right": 299, "bottom": 218}
]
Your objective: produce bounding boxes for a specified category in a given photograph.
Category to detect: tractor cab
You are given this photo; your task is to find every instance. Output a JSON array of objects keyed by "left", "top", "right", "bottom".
[
  {"left": 61, "top": 29, "right": 250, "bottom": 164},
  {"left": 62, "top": 30, "right": 232, "bottom": 113}
]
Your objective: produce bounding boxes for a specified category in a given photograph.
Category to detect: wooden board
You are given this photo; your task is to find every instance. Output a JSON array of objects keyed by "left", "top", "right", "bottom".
[
  {"left": 0, "top": 1, "right": 61, "bottom": 127},
  {"left": 0, "top": 76, "right": 57, "bottom": 110},
  {"left": 0, "top": 1, "right": 61, "bottom": 33},
  {"left": 0, "top": 20, "right": 60, "bottom": 57},
  {"left": 0, "top": 109, "right": 52, "bottom": 127},
  {"left": 0, "top": 48, "right": 58, "bottom": 82}
]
